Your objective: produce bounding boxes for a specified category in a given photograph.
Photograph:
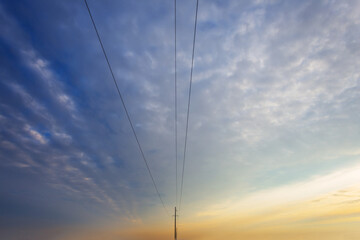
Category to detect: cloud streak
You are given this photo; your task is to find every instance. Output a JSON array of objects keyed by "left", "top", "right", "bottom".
[{"left": 0, "top": 0, "right": 360, "bottom": 239}]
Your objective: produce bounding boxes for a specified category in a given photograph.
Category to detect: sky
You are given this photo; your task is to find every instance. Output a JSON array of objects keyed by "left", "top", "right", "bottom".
[{"left": 0, "top": 0, "right": 360, "bottom": 239}]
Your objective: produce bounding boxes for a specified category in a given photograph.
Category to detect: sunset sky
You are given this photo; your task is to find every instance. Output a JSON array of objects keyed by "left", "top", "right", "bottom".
[{"left": 1, "top": 0, "right": 360, "bottom": 239}]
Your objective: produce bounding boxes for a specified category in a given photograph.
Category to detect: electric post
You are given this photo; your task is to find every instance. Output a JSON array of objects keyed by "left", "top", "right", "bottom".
[{"left": 174, "top": 207, "right": 178, "bottom": 240}]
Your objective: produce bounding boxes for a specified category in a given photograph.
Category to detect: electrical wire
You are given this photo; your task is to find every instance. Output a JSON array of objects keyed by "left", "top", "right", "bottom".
[
  {"left": 174, "top": 0, "right": 178, "bottom": 208},
  {"left": 84, "top": 0, "right": 170, "bottom": 217},
  {"left": 179, "top": 0, "right": 199, "bottom": 211}
]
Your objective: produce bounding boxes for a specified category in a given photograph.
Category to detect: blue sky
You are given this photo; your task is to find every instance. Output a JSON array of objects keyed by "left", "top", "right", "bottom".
[{"left": 1, "top": 0, "right": 360, "bottom": 239}]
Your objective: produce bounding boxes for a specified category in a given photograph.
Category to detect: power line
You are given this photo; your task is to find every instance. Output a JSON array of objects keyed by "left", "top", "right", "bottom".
[
  {"left": 84, "top": 0, "right": 170, "bottom": 217},
  {"left": 174, "top": 0, "right": 178, "bottom": 208},
  {"left": 179, "top": 0, "right": 199, "bottom": 211}
]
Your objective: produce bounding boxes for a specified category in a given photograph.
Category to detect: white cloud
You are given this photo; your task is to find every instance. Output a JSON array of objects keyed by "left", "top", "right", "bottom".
[
  {"left": 189, "top": 0, "right": 360, "bottom": 146},
  {"left": 22, "top": 50, "right": 78, "bottom": 116},
  {"left": 197, "top": 161, "right": 360, "bottom": 217},
  {"left": 57, "top": 94, "right": 76, "bottom": 111},
  {"left": 53, "top": 131, "right": 72, "bottom": 144},
  {"left": 1, "top": 0, "right": 360, "bottom": 224},
  {"left": 24, "top": 124, "right": 47, "bottom": 144},
  {"left": 22, "top": 50, "right": 52, "bottom": 79},
  {"left": 6, "top": 82, "right": 53, "bottom": 122}
]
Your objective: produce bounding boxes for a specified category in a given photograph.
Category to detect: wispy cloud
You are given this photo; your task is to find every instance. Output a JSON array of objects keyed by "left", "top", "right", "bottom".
[
  {"left": 24, "top": 124, "right": 47, "bottom": 144},
  {"left": 196, "top": 162, "right": 360, "bottom": 218},
  {"left": 0, "top": 0, "right": 360, "bottom": 238}
]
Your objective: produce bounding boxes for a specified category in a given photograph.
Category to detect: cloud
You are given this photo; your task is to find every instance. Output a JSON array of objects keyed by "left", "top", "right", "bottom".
[
  {"left": 20, "top": 49, "right": 79, "bottom": 117},
  {"left": 1, "top": 0, "right": 360, "bottom": 237},
  {"left": 24, "top": 124, "right": 47, "bottom": 144},
  {"left": 196, "top": 162, "right": 360, "bottom": 218},
  {"left": 0, "top": 2, "right": 137, "bottom": 223}
]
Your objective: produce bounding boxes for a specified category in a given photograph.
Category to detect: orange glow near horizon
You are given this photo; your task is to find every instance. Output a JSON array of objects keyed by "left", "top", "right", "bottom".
[{"left": 52, "top": 164, "right": 360, "bottom": 240}]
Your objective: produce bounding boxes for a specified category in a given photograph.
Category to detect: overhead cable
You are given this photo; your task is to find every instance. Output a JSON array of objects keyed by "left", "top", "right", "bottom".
[
  {"left": 174, "top": 0, "right": 178, "bottom": 208},
  {"left": 179, "top": 0, "right": 199, "bottom": 211},
  {"left": 84, "top": 0, "right": 170, "bottom": 216}
]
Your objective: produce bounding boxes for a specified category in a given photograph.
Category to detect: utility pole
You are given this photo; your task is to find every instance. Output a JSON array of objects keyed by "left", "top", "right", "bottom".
[{"left": 174, "top": 207, "right": 178, "bottom": 240}]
